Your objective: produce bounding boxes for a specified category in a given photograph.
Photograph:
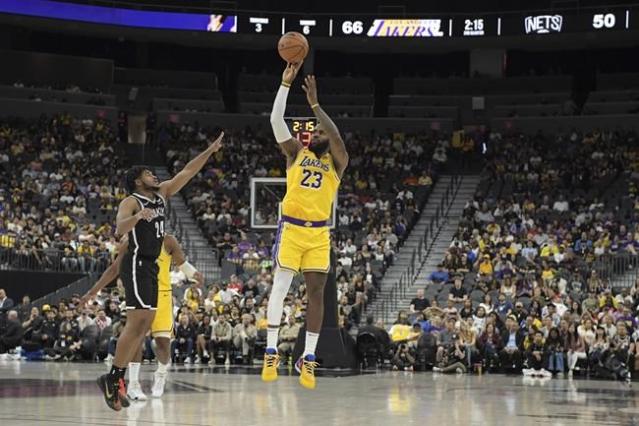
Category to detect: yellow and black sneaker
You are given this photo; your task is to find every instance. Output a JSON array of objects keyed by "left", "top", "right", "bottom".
[
  {"left": 295, "top": 354, "right": 319, "bottom": 390},
  {"left": 261, "top": 348, "right": 280, "bottom": 382}
]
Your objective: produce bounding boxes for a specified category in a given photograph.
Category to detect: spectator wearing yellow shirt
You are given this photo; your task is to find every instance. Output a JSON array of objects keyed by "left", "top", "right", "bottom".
[
  {"left": 477, "top": 254, "right": 494, "bottom": 278},
  {"left": 76, "top": 241, "right": 97, "bottom": 272},
  {"left": 541, "top": 261, "right": 556, "bottom": 284}
]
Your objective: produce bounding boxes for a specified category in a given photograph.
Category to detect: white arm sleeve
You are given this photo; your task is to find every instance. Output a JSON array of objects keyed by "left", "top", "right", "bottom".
[
  {"left": 270, "top": 85, "right": 292, "bottom": 143},
  {"left": 178, "top": 261, "right": 198, "bottom": 281}
]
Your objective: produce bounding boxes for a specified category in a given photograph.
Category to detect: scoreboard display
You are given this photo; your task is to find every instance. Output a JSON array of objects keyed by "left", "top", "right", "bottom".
[
  {"left": 286, "top": 117, "right": 317, "bottom": 146},
  {"left": 238, "top": 8, "right": 637, "bottom": 38},
  {"left": 1, "top": 1, "right": 638, "bottom": 38}
]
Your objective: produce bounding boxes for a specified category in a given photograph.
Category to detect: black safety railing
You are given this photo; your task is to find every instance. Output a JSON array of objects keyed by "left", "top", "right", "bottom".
[
  {"left": 371, "top": 175, "right": 461, "bottom": 326},
  {"left": 0, "top": 247, "right": 110, "bottom": 274},
  {"left": 593, "top": 254, "right": 639, "bottom": 289}
]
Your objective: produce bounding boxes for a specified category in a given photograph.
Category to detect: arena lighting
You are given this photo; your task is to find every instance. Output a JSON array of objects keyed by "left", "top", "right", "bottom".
[{"left": 0, "top": 0, "right": 635, "bottom": 37}]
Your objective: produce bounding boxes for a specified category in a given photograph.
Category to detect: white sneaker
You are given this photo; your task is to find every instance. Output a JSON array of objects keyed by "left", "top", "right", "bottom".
[
  {"left": 152, "top": 371, "right": 167, "bottom": 398},
  {"left": 127, "top": 382, "right": 148, "bottom": 401},
  {"left": 522, "top": 368, "right": 534, "bottom": 376},
  {"left": 104, "top": 354, "right": 113, "bottom": 364},
  {"left": 203, "top": 350, "right": 210, "bottom": 359},
  {"left": 194, "top": 356, "right": 201, "bottom": 364},
  {"left": 540, "top": 369, "right": 553, "bottom": 378},
  {"left": 184, "top": 357, "right": 192, "bottom": 364}
]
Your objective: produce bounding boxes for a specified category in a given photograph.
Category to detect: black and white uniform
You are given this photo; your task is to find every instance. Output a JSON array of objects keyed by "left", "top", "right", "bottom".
[{"left": 121, "top": 192, "right": 166, "bottom": 310}]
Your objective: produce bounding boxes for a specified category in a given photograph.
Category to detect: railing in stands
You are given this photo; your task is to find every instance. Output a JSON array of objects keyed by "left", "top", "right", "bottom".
[
  {"left": 371, "top": 174, "right": 461, "bottom": 326},
  {"left": 0, "top": 247, "right": 110, "bottom": 273}
]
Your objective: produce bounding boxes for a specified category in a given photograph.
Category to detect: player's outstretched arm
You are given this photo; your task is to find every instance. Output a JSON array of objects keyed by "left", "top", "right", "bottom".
[
  {"left": 302, "top": 75, "right": 349, "bottom": 177},
  {"left": 159, "top": 132, "right": 224, "bottom": 198},
  {"left": 271, "top": 63, "right": 303, "bottom": 163},
  {"left": 79, "top": 239, "right": 128, "bottom": 305}
]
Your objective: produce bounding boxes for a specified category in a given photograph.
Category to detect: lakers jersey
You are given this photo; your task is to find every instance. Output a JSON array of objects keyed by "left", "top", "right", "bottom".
[
  {"left": 281, "top": 148, "right": 340, "bottom": 222},
  {"left": 157, "top": 243, "right": 171, "bottom": 292}
]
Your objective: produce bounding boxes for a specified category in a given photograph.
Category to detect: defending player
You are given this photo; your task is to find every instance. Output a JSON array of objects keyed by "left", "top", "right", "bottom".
[
  {"left": 82, "top": 234, "right": 201, "bottom": 400},
  {"left": 97, "top": 132, "right": 223, "bottom": 411},
  {"left": 262, "top": 63, "right": 348, "bottom": 389}
]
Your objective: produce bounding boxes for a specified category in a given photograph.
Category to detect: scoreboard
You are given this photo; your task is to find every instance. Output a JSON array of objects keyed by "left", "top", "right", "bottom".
[
  {"left": 286, "top": 117, "right": 317, "bottom": 146},
  {"left": 238, "top": 9, "right": 637, "bottom": 38},
  {"left": 1, "top": 1, "right": 638, "bottom": 38}
]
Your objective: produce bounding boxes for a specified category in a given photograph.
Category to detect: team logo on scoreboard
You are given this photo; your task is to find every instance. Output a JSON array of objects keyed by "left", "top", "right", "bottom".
[
  {"left": 367, "top": 19, "right": 444, "bottom": 37},
  {"left": 524, "top": 15, "right": 563, "bottom": 34}
]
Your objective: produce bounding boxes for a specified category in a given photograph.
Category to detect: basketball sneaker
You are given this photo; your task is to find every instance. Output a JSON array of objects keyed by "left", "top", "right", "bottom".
[
  {"left": 118, "top": 378, "right": 131, "bottom": 407},
  {"left": 127, "top": 381, "right": 148, "bottom": 401},
  {"left": 295, "top": 354, "right": 319, "bottom": 390},
  {"left": 97, "top": 374, "right": 122, "bottom": 411},
  {"left": 152, "top": 370, "right": 168, "bottom": 398},
  {"left": 261, "top": 348, "right": 280, "bottom": 382}
]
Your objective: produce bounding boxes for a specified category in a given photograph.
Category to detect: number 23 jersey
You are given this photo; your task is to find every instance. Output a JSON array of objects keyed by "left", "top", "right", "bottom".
[{"left": 281, "top": 148, "right": 340, "bottom": 222}]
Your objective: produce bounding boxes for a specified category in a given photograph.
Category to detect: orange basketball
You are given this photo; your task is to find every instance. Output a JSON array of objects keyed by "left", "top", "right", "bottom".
[{"left": 278, "top": 32, "right": 309, "bottom": 64}]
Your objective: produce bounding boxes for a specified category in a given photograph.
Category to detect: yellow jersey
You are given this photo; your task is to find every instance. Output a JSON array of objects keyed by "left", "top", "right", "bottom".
[
  {"left": 157, "top": 243, "right": 171, "bottom": 292},
  {"left": 281, "top": 148, "right": 340, "bottom": 222}
]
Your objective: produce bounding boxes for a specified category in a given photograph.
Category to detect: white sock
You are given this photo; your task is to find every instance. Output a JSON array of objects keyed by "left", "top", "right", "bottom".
[
  {"left": 267, "top": 327, "right": 280, "bottom": 351},
  {"left": 266, "top": 268, "right": 295, "bottom": 350},
  {"left": 128, "top": 362, "right": 141, "bottom": 384},
  {"left": 156, "top": 361, "right": 169, "bottom": 374},
  {"left": 303, "top": 332, "right": 319, "bottom": 357}
]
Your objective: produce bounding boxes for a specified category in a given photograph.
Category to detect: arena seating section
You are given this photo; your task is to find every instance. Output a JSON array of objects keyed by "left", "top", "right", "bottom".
[{"left": 0, "top": 114, "right": 124, "bottom": 273}]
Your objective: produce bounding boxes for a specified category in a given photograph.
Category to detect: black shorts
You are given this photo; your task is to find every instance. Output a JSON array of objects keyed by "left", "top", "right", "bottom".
[{"left": 120, "top": 252, "right": 159, "bottom": 310}]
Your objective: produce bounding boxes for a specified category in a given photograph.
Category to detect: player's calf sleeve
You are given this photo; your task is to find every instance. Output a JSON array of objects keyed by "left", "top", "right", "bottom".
[{"left": 266, "top": 269, "right": 295, "bottom": 349}]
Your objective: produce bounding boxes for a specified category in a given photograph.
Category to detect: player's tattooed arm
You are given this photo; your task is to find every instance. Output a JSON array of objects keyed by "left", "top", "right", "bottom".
[
  {"left": 159, "top": 132, "right": 224, "bottom": 198},
  {"left": 302, "top": 75, "right": 349, "bottom": 177}
]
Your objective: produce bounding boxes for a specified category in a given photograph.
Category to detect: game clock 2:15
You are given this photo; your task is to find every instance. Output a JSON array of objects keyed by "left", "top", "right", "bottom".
[{"left": 289, "top": 118, "right": 317, "bottom": 146}]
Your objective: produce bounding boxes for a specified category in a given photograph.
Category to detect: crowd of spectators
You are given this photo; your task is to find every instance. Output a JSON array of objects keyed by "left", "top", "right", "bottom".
[
  {"left": 358, "top": 129, "right": 639, "bottom": 378},
  {"left": 0, "top": 115, "right": 125, "bottom": 273},
  {"left": 0, "top": 270, "right": 307, "bottom": 365}
]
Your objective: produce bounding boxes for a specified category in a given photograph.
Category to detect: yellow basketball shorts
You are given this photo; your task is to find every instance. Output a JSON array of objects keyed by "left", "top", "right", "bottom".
[
  {"left": 151, "top": 290, "right": 173, "bottom": 338},
  {"left": 272, "top": 221, "right": 330, "bottom": 274}
]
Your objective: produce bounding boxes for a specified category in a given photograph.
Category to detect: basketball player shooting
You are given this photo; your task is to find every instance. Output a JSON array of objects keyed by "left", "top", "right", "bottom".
[
  {"left": 97, "top": 132, "right": 223, "bottom": 411},
  {"left": 262, "top": 63, "right": 348, "bottom": 389}
]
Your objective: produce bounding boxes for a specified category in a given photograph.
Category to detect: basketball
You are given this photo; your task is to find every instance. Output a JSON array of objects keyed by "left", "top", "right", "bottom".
[{"left": 278, "top": 32, "right": 309, "bottom": 64}]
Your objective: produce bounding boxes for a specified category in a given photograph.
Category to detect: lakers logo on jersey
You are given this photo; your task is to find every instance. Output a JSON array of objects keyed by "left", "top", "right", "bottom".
[{"left": 281, "top": 148, "right": 340, "bottom": 222}]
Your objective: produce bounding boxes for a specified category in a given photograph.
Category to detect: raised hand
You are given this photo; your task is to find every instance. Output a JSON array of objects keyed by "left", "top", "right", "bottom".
[
  {"left": 282, "top": 62, "right": 303, "bottom": 85},
  {"left": 209, "top": 132, "right": 224, "bottom": 153},
  {"left": 301, "top": 75, "right": 319, "bottom": 106},
  {"left": 136, "top": 208, "right": 155, "bottom": 222}
]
